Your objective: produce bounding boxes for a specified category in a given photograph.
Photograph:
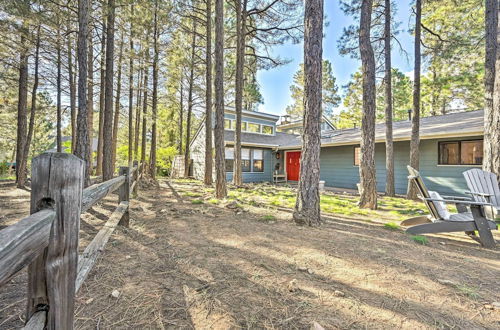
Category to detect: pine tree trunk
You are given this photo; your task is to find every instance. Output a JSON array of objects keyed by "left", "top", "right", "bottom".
[
  {"left": 141, "top": 36, "right": 150, "bottom": 169},
  {"left": 87, "top": 14, "right": 94, "bottom": 174},
  {"left": 57, "top": 26, "right": 63, "bottom": 153},
  {"left": 111, "top": 31, "right": 124, "bottom": 170},
  {"left": 68, "top": 33, "right": 77, "bottom": 153},
  {"left": 233, "top": 0, "right": 247, "bottom": 187},
  {"left": 96, "top": 18, "right": 107, "bottom": 176},
  {"left": 204, "top": 0, "right": 213, "bottom": 186},
  {"left": 150, "top": 0, "right": 159, "bottom": 179},
  {"left": 16, "top": 32, "right": 28, "bottom": 184},
  {"left": 179, "top": 82, "right": 184, "bottom": 154},
  {"left": 128, "top": 5, "right": 134, "bottom": 165},
  {"left": 384, "top": 0, "right": 394, "bottom": 197},
  {"left": 407, "top": 0, "right": 421, "bottom": 199},
  {"left": 18, "top": 26, "right": 41, "bottom": 188},
  {"left": 134, "top": 57, "right": 143, "bottom": 160},
  {"left": 293, "top": 0, "right": 323, "bottom": 225},
  {"left": 484, "top": 0, "right": 499, "bottom": 177},
  {"left": 359, "top": 0, "right": 378, "bottom": 209},
  {"left": 214, "top": 0, "right": 227, "bottom": 198},
  {"left": 102, "top": 0, "right": 115, "bottom": 181},
  {"left": 184, "top": 21, "right": 197, "bottom": 178},
  {"left": 488, "top": 0, "right": 500, "bottom": 178},
  {"left": 75, "top": 0, "right": 91, "bottom": 187}
]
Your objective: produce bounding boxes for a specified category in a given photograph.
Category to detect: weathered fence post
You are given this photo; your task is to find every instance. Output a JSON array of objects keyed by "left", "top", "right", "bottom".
[
  {"left": 133, "top": 160, "right": 138, "bottom": 196},
  {"left": 118, "top": 166, "right": 130, "bottom": 227},
  {"left": 26, "top": 153, "right": 84, "bottom": 329}
]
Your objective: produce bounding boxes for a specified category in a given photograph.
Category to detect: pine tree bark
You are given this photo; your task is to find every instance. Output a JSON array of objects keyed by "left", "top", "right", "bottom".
[
  {"left": 179, "top": 82, "right": 184, "bottom": 154},
  {"left": 384, "top": 0, "right": 394, "bottom": 196},
  {"left": 96, "top": 17, "right": 107, "bottom": 176},
  {"left": 68, "top": 33, "right": 77, "bottom": 153},
  {"left": 18, "top": 26, "right": 41, "bottom": 188},
  {"left": 150, "top": 0, "right": 159, "bottom": 179},
  {"left": 57, "top": 26, "right": 63, "bottom": 153},
  {"left": 204, "top": 0, "right": 213, "bottom": 185},
  {"left": 407, "top": 0, "right": 421, "bottom": 199},
  {"left": 111, "top": 31, "right": 124, "bottom": 170},
  {"left": 141, "top": 35, "right": 150, "bottom": 169},
  {"left": 359, "top": 0, "right": 378, "bottom": 209},
  {"left": 214, "top": 0, "right": 227, "bottom": 198},
  {"left": 184, "top": 20, "right": 197, "bottom": 178},
  {"left": 102, "top": 0, "right": 115, "bottom": 181},
  {"left": 128, "top": 5, "right": 134, "bottom": 165},
  {"left": 134, "top": 62, "right": 142, "bottom": 161},
  {"left": 233, "top": 0, "right": 248, "bottom": 187},
  {"left": 75, "top": 0, "right": 91, "bottom": 187},
  {"left": 484, "top": 0, "right": 500, "bottom": 178},
  {"left": 16, "top": 31, "right": 29, "bottom": 184},
  {"left": 87, "top": 6, "right": 94, "bottom": 173},
  {"left": 293, "top": 0, "right": 323, "bottom": 225}
]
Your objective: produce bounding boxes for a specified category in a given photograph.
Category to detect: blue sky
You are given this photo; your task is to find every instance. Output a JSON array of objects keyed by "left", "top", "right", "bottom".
[{"left": 256, "top": 1, "right": 415, "bottom": 116}]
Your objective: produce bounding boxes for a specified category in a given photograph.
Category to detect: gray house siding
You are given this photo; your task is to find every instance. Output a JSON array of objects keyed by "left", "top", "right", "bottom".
[
  {"left": 319, "top": 136, "right": 482, "bottom": 195},
  {"left": 226, "top": 148, "right": 274, "bottom": 183},
  {"left": 190, "top": 122, "right": 208, "bottom": 180}
]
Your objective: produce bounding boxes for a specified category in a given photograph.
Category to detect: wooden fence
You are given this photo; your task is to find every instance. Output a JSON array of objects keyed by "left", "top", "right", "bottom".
[{"left": 0, "top": 152, "right": 144, "bottom": 329}]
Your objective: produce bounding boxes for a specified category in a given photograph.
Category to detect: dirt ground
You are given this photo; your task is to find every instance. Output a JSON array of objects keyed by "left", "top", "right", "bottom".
[{"left": 0, "top": 179, "right": 499, "bottom": 329}]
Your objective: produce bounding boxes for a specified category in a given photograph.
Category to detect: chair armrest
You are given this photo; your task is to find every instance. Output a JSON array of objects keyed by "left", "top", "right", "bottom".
[
  {"left": 441, "top": 195, "right": 470, "bottom": 201},
  {"left": 465, "top": 190, "right": 493, "bottom": 197},
  {"left": 423, "top": 197, "right": 493, "bottom": 206}
]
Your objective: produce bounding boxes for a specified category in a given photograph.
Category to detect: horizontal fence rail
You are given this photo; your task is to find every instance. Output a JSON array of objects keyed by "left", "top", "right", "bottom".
[{"left": 0, "top": 153, "right": 143, "bottom": 330}]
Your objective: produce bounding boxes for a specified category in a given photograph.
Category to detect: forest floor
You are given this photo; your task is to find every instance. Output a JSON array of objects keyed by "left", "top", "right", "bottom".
[{"left": 0, "top": 179, "right": 499, "bottom": 329}]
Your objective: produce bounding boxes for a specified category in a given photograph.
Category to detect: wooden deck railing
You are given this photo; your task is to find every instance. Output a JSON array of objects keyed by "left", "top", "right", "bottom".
[{"left": 0, "top": 153, "right": 143, "bottom": 329}]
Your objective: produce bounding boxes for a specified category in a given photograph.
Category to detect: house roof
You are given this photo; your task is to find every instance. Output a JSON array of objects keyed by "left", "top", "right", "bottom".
[
  {"left": 224, "top": 130, "right": 300, "bottom": 148},
  {"left": 278, "top": 110, "right": 484, "bottom": 149}
]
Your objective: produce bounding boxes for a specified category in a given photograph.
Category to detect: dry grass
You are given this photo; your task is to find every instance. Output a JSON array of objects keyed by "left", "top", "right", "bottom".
[{"left": 0, "top": 179, "right": 499, "bottom": 329}]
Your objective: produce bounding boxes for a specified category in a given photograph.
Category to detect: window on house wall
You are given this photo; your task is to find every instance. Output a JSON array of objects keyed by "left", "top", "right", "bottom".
[
  {"left": 225, "top": 147, "right": 234, "bottom": 171},
  {"left": 242, "top": 148, "right": 251, "bottom": 172},
  {"left": 354, "top": 147, "right": 360, "bottom": 166},
  {"left": 262, "top": 125, "right": 274, "bottom": 135},
  {"left": 253, "top": 149, "right": 264, "bottom": 172},
  {"left": 242, "top": 122, "right": 248, "bottom": 132},
  {"left": 224, "top": 119, "right": 232, "bottom": 130},
  {"left": 247, "top": 122, "right": 261, "bottom": 133},
  {"left": 439, "top": 140, "right": 483, "bottom": 165}
]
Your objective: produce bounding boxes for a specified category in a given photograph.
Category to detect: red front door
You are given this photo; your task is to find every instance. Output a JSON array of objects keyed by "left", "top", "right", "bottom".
[{"left": 286, "top": 151, "right": 301, "bottom": 181}]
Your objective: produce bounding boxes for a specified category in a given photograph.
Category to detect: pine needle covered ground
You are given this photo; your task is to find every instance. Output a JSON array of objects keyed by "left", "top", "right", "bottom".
[{"left": 0, "top": 179, "right": 499, "bottom": 329}]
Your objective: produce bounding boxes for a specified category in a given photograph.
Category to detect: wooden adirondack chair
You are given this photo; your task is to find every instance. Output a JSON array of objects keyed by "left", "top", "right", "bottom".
[
  {"left": 463, "top": 168, "right": 500, "bottom": 220},
  {"left": 401, "top": 166, "right": 497, "bottom": 248}
]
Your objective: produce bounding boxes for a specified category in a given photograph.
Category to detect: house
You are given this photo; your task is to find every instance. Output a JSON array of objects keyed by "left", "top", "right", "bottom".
[{"left": 189, "top": 108, "right": 485, "bottom": 195}]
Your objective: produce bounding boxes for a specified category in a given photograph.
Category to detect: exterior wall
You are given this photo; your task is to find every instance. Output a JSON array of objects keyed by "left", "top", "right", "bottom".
[
  {"left": 226, "top": 148, "right": 274, "bottom": 183},
  {"left": 319, "top": 136, "right": 483, "bottom": 195},
  {"left": 190, "top": 123, "right": 209, "bottom": 180}
]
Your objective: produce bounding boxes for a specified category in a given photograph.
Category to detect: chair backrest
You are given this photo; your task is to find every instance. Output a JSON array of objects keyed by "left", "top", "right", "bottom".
[
  {"left": 407, "top": 166, "right": 441, "bottom": 220},
  {"left": 463, "top": 168, "right": 500, "bottom": 207}
]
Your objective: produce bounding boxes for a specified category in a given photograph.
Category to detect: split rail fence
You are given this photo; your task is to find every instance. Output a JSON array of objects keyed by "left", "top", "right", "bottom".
[{"left": 0, "top": 152, "right": 144, "bottom": 329}]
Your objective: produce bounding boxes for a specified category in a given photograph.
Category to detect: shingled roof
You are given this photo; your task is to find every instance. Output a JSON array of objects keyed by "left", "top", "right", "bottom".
[
  {"left": 277, "top": 110, "right": 484, "bottom": 149},
  {"left": 227, "top": 110, "right": 484, "bottom": 149},
  {"left": 224, "top": 130, "right": 300, "bottom": 148}
]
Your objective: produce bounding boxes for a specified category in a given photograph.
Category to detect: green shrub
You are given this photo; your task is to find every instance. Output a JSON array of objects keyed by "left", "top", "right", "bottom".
[{"left": 384, "top": 222, "right": 400, "bottom": 230}]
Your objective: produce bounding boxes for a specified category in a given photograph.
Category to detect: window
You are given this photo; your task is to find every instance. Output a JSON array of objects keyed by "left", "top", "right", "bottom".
[
  {"left": 253, "top": 149, "right": 264, "bottom": 172},
  {"left": 247, "top": 122, "right": 261, "bottom": 133},
  {"left": 262, "top": 125, "right": 274, "bottom": 135},
  {"left": 354, "top": 147, "right": 360, "bottom": 166},
  {"left": 224, "top": 119, "right": 233, "bottom": 130},
  {"left": 225, "top": 147, "right": 264, "bottom": 173},
  {"left": 439, "top": 140, "right": 483, "bottom": 165},
  {"left": 242, "top": 122, "right": 248, "bottom": 132},
  {"left": 225, "top": 147, "right": 234, "bottom": 171},
  {"left": 242, "top": 148, "right": 251, "bottom": 172}
]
